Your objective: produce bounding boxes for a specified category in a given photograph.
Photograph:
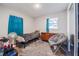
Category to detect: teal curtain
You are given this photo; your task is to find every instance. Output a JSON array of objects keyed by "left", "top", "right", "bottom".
[
  {"left": 46, "top": 18, "right": 49, "bottom": 32},
  {"left": 8, "top": 15, "right": 23, "bottom": 35}
]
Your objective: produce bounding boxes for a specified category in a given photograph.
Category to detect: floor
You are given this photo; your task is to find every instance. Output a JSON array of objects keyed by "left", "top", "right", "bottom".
[{"left": 18, "top": 39, "right": 64, "bottom": 56}]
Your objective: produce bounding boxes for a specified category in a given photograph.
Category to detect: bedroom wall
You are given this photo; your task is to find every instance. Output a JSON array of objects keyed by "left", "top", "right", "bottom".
[
  {"left": 34, "top": 10, "right": 67, "bottom": 34},
  {"left": 0, "top": 5, "right": 67, "bottom": 36},
  {"left": 69, "top": 4, "right": 75, "bottom": 35},
  {"left": 0, "top": 6, "right": 34, "bottom": 37}
]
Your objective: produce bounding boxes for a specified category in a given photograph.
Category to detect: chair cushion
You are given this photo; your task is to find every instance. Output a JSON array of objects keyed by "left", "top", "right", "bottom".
[{"left": 48, "top": 33, "right": 67, "bottom": 45}]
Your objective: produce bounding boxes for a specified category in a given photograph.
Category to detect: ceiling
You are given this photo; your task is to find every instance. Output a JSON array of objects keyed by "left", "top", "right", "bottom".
[{"left": 0, "top": 3, "right": 69, "bottom": 18}]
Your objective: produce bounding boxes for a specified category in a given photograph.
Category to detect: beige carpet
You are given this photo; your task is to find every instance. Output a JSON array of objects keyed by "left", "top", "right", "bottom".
[{"left": 18, "top": 39, "right": 64, "bottom": 56}]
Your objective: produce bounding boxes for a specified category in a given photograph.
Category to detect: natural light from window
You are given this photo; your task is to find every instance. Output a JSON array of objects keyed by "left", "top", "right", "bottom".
[{"left": 49, "top": 18, "right": 58, "bottom": 29}]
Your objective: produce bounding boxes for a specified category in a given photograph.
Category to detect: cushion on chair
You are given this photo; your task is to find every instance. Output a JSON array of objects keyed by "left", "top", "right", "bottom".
[{"left": 48, "top": 33, "right": 67, "bottom": 46}]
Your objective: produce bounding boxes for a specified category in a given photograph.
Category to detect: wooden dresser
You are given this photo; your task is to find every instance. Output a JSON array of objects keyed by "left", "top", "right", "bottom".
[{"left": 40, "top": 32, "right": 55, "bottom": 41}]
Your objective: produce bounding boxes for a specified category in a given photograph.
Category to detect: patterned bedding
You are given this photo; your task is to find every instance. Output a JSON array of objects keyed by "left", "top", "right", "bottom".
[{"left": 22, "top": 31, "right": 40, "bottom": 43}]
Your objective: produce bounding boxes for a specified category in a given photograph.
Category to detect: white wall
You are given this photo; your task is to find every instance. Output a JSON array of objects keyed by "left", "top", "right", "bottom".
[
  {"left": 69, "top": 4, "right": 75, "bottom": 35},
  {"left": 0, "top": 6, "right": 34, "bottom": 37},
  {"left": 0, "top": 5, "right": 68, "bottom": 37},
  {"left": 34, "top": 11, "right": 67, "bottom": 34}
]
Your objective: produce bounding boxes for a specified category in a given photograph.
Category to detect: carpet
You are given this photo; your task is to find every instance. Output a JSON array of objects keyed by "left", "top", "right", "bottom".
[{"left": 18, "top": 39, "right": 64, "bottom": 56}]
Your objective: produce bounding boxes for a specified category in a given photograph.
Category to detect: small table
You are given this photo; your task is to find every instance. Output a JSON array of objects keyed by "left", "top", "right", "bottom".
[{"left": 40, "top": 32, "right": 55, "bottom": 41}]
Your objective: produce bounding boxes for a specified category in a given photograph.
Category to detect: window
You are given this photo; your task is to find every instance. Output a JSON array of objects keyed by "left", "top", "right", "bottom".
[{"left": 49, "top": 18, "right": 58, "bottom": 29}]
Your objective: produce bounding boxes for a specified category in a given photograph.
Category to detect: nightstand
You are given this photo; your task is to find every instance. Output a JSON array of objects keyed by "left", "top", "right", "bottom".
[{"left": 40, "top": 32, "right": 54, "bottom": 41}]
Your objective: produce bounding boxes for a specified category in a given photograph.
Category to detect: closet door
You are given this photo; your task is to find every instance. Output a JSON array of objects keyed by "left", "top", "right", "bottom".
[
  {"left": 78, "top": 3, "right": 79, "bottom": 56},
  {"left": 67, "top": 3, "right": 75, "bottom": 56},
  {"left": 74, "top": 3, "right": 78, "bottom": 56}
]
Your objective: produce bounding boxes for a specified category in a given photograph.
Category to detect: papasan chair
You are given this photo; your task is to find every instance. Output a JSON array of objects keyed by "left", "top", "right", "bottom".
[{"left": 48, "top": 33, "right": 67, "bottom": 55}]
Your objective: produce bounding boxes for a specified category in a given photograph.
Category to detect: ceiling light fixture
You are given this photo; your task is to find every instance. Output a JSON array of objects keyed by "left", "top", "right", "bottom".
[{"left": 34, "top": 3, "right": 41, "bottom": 9}]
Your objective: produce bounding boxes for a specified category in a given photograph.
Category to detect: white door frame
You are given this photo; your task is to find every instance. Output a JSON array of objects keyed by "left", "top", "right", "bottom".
[
  {"left": 67, "top": 3, "right": 78, "bottom": 56},
  {"left": 74, "top": 3, "right": 78, "bottom": 56},
  {"left": 67, "top": 3, "right": 72, "bottom": 52}
]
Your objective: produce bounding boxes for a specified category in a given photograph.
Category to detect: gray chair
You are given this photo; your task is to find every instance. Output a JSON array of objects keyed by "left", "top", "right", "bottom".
[{"left": 48, "top": 33, "right": 67, "bottom": 55}]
